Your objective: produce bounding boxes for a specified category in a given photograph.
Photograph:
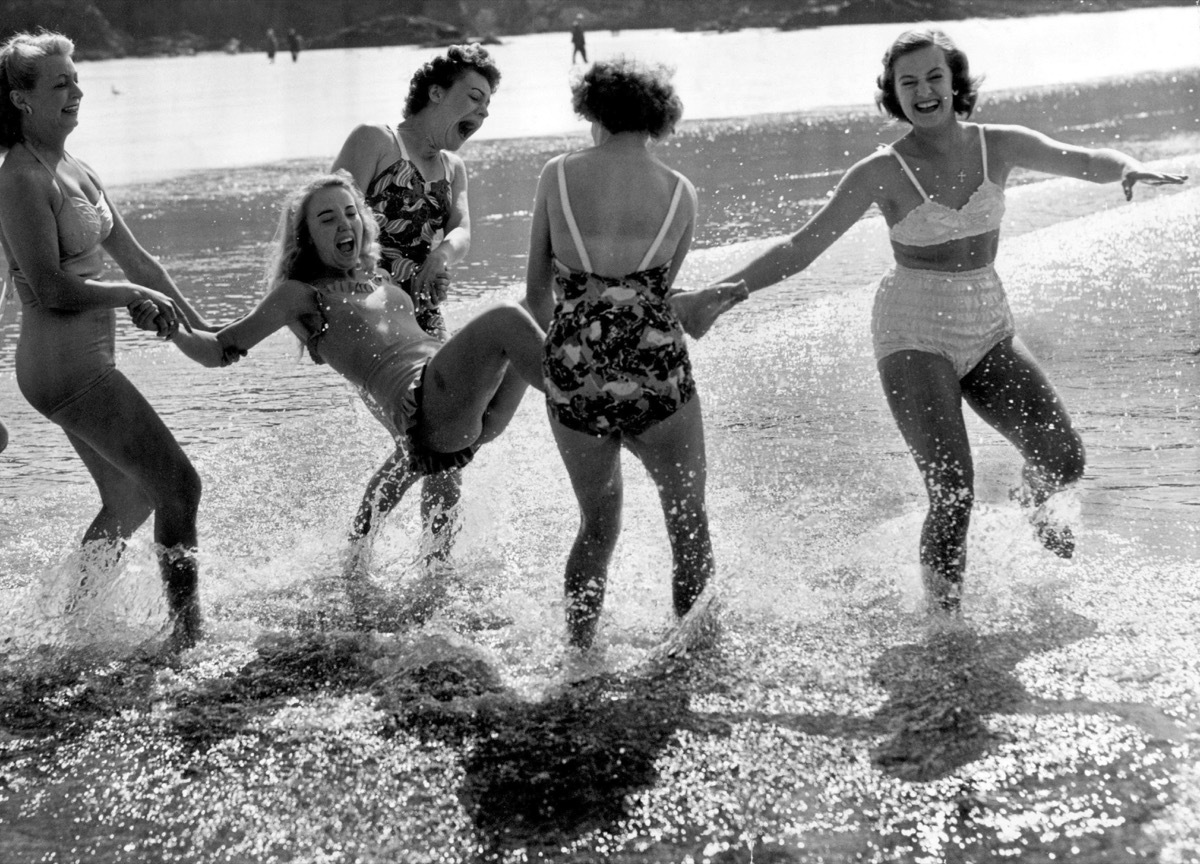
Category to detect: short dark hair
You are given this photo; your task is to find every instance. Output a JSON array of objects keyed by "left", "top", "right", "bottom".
[
  {"left": 404, "top": 43, "right": 500, "bottom": 118},
  {"left": 571, "top": 58, "right": 683, "bottom": 139},
  {"left": 0, "top": 30, "right": 74, "bottom": 148},
  {"left": 875, "top": 29, "right": 981, "bottom": 122}
]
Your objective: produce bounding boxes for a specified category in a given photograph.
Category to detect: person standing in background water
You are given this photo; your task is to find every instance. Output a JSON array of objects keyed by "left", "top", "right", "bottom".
[
  {"left": 0, "top": 31, "right": 216, "bottom": 650},
  {"left": 287, "top": 28, "right": 301, "bottom": 62},
  {"left": 265, "top": 28, "right": 277, "bottom": 64},
  {"left": 331, "top": 44, "right": 498, "bottom": 572},
  {"left": 711, "top": 29, "right": 1185, "bottom": 615},
  {"left": 571, "top": 15, "right": 587, "bottom": 65}
]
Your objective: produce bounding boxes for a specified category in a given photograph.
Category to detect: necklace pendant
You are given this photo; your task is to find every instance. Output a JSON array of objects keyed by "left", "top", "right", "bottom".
[{"left": 956, "top": 170, "right": 968, "bottom": 182}]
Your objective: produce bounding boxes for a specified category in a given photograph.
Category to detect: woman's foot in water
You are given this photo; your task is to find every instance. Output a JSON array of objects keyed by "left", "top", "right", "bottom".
[
  {"left": 645, "top": 585, "right": 723, "bottom": 666},
  {"left": 921, "top": 565, "right": 963, "bottom": 617},
  {"left": 160, "top": 548, "right": 202, "bottom": 652},
  {"left": 1010, "top": 476, "right": 1077, "bottom": 560}
]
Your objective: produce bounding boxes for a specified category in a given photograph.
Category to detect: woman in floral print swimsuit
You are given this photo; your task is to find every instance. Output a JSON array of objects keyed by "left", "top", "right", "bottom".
[
  {"left": 526, "top": 59, "right": 747, "bottom": 652},
  {"left": 331, "top": 43, "right": 498, "bottom": 568}
]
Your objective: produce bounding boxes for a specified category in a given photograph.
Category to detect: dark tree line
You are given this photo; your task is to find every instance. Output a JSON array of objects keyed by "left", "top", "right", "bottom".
[{"left": 3, "top": 0, "right": 1192, "bottom": 59}]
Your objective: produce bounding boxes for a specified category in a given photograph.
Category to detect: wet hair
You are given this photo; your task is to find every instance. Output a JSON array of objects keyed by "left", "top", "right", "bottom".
[
  {"left": 403, "top": 43, "right": 500, "bottom": 118},
  {"left": 571, "top": 58, "right": 682, "bottom": 139},
  {"left": 266, "top": 171, "right": 380, "bottom": 292},
  {"left": 875, "top": 29, "right": 981, "bottom": 122},
  {"left": 0, "top": 30, "right": 74, "bottom": 149}
]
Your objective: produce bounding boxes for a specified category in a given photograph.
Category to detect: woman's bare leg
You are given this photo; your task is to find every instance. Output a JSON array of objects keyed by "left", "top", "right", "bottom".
[
  {"left": 878, "top": 350, "right": 974, "bottom": 611},
  {"left": 962, "top": 337, "right": 1085, "bottom": 557},
  {"left": 625, "top": 397, "right": 713, "bottom": 618},
  {"left": 52, "top": 370, "right": 203, "bottom": 648},
  {"left": 551, "top": 420, "right": 623, "bottom": 649},
  {"left": 416, "top": 301, "right": 546, "bottom": 452}
]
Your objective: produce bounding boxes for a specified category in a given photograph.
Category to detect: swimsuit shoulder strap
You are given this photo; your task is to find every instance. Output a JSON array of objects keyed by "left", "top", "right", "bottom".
[
  {"left": 977, "top": 125, "right": 989, "bottom": 179},
  {"left": 22, "top": 142, "right": 72, "bottom": 200},
  {"left": 555, "top": 153, "right": 592, "bottom": 272},
  {"left": 636, "top": 172, "right": 685, "bottom": 272},
  {"left": 391, "top": 126, "right": 410, "bottom": 163},
  {"left": 440, "top": 150, "right": 453, "bottom": 185},
  {"left": 889, "top": 146, "right": 931, "bottom": 202}
]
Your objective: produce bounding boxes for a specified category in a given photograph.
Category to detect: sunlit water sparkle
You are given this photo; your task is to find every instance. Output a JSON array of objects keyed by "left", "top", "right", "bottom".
[{"left": 1, "top": 12, "right": 1199, "bottom": 864}]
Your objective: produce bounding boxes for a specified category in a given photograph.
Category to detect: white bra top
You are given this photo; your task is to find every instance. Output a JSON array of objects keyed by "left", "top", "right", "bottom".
[{"left": 888, "top": 125, "right": 1005, "bottom": 248}]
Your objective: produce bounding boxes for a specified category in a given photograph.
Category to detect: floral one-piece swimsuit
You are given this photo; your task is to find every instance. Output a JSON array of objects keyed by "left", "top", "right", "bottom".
[{"left": 543, "top": 154, "right": 695, "bottom": 438}]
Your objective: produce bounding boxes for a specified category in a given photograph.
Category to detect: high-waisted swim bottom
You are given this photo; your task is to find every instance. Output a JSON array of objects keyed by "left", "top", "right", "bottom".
[{"left": 871, "top": 263, "right": 1015, "bottom": 379}]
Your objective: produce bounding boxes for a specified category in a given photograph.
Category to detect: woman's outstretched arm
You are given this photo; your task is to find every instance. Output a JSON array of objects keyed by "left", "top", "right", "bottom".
[
  {"left": 991, "top": 124, "right": 1187, "bottom": 200},
  {"left": 715, "top": 157, "right": 883, "bottom": 293},
  {"left": 174, "top": 279, "right": 314, "bottom": 368}
]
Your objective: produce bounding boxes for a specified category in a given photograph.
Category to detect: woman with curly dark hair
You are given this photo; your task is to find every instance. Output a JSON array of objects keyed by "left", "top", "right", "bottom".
[
  {"left": 526, "top": 58, "right": 747, "bottom": 651},
  {"left": 330, "top": 43, "right": 500, "bottom": 570},
  {"left": 712, "top": 29, "right": 1185, "bottom": 614}
]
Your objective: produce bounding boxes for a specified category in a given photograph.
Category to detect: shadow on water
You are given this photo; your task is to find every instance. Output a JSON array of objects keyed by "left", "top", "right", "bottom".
[{"left": 1, "top": 582, "right": 1188, "bottom": 862}]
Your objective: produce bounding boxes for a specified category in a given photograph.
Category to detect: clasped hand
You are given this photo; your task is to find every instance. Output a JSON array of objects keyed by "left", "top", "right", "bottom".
[
  {"left": 126, "top": 287, "right": 190, "bottom": 339},
  {"left": 411, "top": 261, "right": 451, "bottom": 311},
  {"left": 668, "top": 280, "right": 750, "bottom": 339}
]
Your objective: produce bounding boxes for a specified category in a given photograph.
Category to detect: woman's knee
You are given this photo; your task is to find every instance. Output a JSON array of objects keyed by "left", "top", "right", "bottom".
[{"left": 578, "top": 487, "right": 622, "bottom": 544}]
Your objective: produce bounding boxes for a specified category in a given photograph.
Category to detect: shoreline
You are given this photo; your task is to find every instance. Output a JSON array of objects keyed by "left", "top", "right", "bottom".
[{"left": 100, "top": 65, "right": 1200, "bottom": 197}]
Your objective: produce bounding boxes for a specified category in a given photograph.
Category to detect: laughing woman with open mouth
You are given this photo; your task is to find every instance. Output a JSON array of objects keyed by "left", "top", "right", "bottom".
[{"left": 331, "top": 44, "right": 500, "bottom": 571}]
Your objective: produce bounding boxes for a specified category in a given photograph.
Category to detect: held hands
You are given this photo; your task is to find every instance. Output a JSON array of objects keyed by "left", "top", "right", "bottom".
[
  {"left": 126, "top": 287, "right": 191, "bottom": 339},
  {"left": 1121, "top": 169, "right": 1187, "bottom": 201},
  {"left": 668, "top": 280, "right": 750, "bottom": 339},
  {"left": 411, "top": 252, "right": 451, "bottom": 311}
]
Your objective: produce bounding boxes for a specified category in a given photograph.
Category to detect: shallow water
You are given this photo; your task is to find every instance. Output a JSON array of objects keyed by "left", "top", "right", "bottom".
[{"left": 1, "top": 11, "right": 1199, "bottom": 864}]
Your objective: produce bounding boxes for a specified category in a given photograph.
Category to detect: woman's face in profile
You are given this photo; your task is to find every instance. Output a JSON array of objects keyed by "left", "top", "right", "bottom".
[{"left": 22, "top": 54, "right": 83, "bottom": 136}]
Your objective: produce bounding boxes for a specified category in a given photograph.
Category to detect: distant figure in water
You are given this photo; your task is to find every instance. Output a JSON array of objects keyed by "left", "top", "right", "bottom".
[
  {"left": 713, "top": 28, "right": 1185, "bottom": 614},
  {"left": 265, "top": 28, "right": 277, "bottom": 64},
  {"left": 331, "top": 44, "right": 499, "bottom": 566},
  {"left": 526, "top": 59, "right": 748, "bottom": 650},
  {"left": 0, "top": 31, "right": 215, "bottom": 651},
  {"left": 0, "top": 417, "right": 8, "bottom": 453},
  {"left": 570, "top": 15, "right": 587, "bottom": 64},
  {"left": 287, "top": 28, "right": 301, "bottom": 63}
]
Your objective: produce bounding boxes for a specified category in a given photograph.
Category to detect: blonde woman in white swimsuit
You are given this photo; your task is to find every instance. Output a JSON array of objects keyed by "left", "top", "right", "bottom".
[
  {"left": 0, "top": 31, "right": 212, "bottom": 650},
  {"left": 712, "top": 29, "right": 1185, "bottom": 612}
]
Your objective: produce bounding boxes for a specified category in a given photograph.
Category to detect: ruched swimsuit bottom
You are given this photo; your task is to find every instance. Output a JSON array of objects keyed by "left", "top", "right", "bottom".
[{"left": 871, "top": 263, "right": 1015, "bottom": 379}]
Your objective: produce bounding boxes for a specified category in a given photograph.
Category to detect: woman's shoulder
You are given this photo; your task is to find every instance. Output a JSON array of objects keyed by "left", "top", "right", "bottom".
[
  {"left": 846, "top": 146, "right": 899, "bottom": 182},
  {"left": 339, "top": 123, "right": 396, "bottom": 161},
  {"left": 0, "top": 147, "right": 54, "bottom": 201}
]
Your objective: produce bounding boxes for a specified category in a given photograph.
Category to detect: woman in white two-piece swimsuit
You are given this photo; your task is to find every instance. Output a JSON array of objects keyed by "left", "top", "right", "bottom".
[{"left": 712, "top": 28, "right": 1185, "bottom": 612}]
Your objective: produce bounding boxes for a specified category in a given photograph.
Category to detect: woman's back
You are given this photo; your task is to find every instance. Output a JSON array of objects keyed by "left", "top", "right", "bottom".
[{"left": 546, "top": 144, "right": 693, "bottom": 279}]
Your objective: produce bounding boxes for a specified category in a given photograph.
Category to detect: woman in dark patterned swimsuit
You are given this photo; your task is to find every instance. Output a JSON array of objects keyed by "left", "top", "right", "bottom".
[
  {"left": 331, "top": 44, "right": 498, "bottom": 569},
  {"left": 526, "top": 59, "right": 747, "bottom": 652}
]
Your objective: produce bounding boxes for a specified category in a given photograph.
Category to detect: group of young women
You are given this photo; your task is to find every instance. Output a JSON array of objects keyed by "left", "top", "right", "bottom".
[{"left": 0, "top": 29, "right": 1183, "bottom": 653}]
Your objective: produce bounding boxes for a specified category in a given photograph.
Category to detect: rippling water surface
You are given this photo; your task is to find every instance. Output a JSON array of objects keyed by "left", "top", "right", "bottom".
[{"left": 1, "top": 11, "right": 1198, "bottom": 864}]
